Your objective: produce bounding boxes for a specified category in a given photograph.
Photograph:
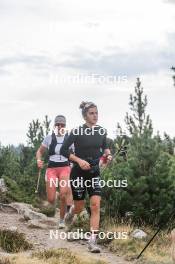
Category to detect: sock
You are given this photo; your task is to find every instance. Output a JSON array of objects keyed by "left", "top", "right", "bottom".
[
  {"left": 69, "top": 204, "right": 74, "bottom": 215},
  {"left": 60, "top": 218, "right": 64, "bottom": 223},
  {"left": 89, "top": 230, "right": 99, "bottom": 242}
]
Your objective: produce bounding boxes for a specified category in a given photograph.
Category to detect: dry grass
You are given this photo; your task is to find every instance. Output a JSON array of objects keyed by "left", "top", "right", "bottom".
[
  {"left": 0, "top": 249, "right": 107, "bottom": 264},
  {"left": 101, "top": 220, "right": 174, "bottom": 264},
  {"left": 33, "top": 248, "right": 106, "bottom": 264},
  {"left": 66, "top": 210, "right": 90, "bottom": 233},
  {"left": 0, "top": 229, "right": 33, "bottom": 253},
  {"left": 0, "top": 258, "right": 12, "bottom": 264}
]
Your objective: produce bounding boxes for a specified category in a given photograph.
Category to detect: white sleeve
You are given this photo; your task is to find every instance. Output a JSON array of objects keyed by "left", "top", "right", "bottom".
[{"left": 42, "top": 135, "right": 51, "bottom": 149}]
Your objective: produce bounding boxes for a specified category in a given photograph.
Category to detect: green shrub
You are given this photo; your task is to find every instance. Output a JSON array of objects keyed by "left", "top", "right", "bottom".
[{"left": 0, "top": 229, "right": 32, "bottom": 253}]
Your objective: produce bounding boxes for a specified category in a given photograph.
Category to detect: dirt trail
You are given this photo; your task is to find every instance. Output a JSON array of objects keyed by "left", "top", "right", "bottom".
[{"left": 0, "top": 211, "right": 133, "bottom": 264}]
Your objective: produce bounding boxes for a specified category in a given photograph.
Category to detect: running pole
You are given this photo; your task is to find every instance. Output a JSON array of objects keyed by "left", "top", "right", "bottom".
[
  {"left": 101, "top": 137, "right": 127, "bottom": 173},
  {"left": 35, "top": 169, "right": 41, "bottom": 194},
  {"left": 137, "top": 209, "right": 175, "bottom": 259}
]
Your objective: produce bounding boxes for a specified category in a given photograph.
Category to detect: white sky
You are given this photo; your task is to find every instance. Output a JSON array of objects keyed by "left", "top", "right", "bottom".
[{"left": 0, "top": 0, "right": 175, "bottom": 145}]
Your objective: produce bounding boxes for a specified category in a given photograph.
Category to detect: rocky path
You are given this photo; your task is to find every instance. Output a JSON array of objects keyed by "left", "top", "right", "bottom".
[{"left": 0, "top": 206, "right": 133, "bottom": 264}]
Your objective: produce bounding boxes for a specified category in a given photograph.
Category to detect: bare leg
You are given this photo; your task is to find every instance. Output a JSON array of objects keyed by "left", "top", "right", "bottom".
[
  {"left": 66, "top": 185, "right": 73, "bottom": 209},
  {"left": 46, "top": 180, "right": 56, "bottom": 205},
  {"left": 90, "top": 195, "right": 101, "bottom": 231},
  {"left": 59, "top": 177, "right": 72, "bottom": 219},
  {"left": 73, "top": 200, "right": 85, "bottom": 214}
]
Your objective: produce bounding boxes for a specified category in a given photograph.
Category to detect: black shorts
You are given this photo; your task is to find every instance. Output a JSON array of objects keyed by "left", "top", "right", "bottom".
[{"left": 70, "top": 164, "right": 102, "bottom": 200}]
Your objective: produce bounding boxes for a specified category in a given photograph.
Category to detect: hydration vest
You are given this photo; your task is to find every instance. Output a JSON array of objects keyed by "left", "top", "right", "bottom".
[{"left": 48, "top": 132, "right": 69, "bottom": 157}]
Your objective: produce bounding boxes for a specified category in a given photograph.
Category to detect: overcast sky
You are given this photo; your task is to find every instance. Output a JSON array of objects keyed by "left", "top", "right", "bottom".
[{"left": 0, "top": 0, "right": 175, "bottom": 145}]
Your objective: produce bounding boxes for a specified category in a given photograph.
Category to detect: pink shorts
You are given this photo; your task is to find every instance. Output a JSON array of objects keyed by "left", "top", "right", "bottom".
[{"left": 45, "top": 166, "right": 71, "bottom": 183}]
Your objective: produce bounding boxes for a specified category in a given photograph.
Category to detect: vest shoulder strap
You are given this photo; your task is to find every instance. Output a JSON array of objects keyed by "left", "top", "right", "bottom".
[{"left": 48, "top": 132, "right": 57, "bottom": 156}]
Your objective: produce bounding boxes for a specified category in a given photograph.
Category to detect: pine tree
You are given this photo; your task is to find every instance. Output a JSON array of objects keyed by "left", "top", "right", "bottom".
[
  {"left": 102, "top": 78, "right": 175, "bottom": 226},
  {"left": 19, "top": 115, "right": 51, "bottom": 200},
  {"left": 125, "top": 78, "right": 152, "bottom": 136},
  {"left": 26, "top": 115, "right": 51, "bottom": 149}
]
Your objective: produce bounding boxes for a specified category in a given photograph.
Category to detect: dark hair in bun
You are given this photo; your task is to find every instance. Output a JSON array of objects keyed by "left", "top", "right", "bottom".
[
  {"left": 79, "top": 101, "right": 97, "bottom": 117},
  {"left": 79, "top": 101, "right": 87, "bottom": 110}
]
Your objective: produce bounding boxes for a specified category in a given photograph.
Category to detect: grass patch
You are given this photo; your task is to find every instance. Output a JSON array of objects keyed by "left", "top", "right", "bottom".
[
  {"left": 0, "top": 258, "right": 12, "bottom": 264},
  {"left": 33, "top": 248, "right": 107, "bottom": 264},
  {"left": 39, "top": 206, "right": 56, "bottom": 217},
  {"left": 0, "top": 229, "right": 33, "bottom": 253},
  {"left": 66, "top": 210, "right": 90, "bottom": 233},
  {"left": 101, "top": 220, "right": 173, "bottom": 264},
  {"left": 33, "top": 248, "right": 78, "bottom": 263},
  {"left": 33, "top": 248, "right": 106, "bottom": 264},
  {"left": 1, "top": 250, "right": 107, "bottom": 264},
  {"left": 32, "top": 198, "right": 56, "bottom": 217}
]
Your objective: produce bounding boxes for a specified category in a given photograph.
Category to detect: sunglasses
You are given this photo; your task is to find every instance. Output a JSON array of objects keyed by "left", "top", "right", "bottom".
[{"left": 55, "top": 123, "right": 65, "bottom": 127}]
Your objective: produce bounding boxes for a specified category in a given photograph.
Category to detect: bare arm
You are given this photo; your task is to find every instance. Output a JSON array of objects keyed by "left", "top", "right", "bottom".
[
  {"left": 68, "top": 153, "right": 91, "bottom": 170},
  {"left": 36, "top": 145, "right": 47, "bottom": 168}
]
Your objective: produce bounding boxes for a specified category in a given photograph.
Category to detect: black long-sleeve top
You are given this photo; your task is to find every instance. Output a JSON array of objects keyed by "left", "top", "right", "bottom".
[{"left": 60, "top": 124, "right": 108, "bottom": 160}]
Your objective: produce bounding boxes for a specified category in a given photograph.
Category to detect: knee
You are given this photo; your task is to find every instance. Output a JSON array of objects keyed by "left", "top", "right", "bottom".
[{"left": 90, "top": 202, "right": 100, "bottom": 212}]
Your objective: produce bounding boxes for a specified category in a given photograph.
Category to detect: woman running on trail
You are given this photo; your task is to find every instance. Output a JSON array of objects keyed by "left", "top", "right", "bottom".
[
  {"left": 60, "top": 102, "right": 112, "bottom": 253},
  {"left": 36, "top": 115, "right": 73, "bottom": 229}
]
